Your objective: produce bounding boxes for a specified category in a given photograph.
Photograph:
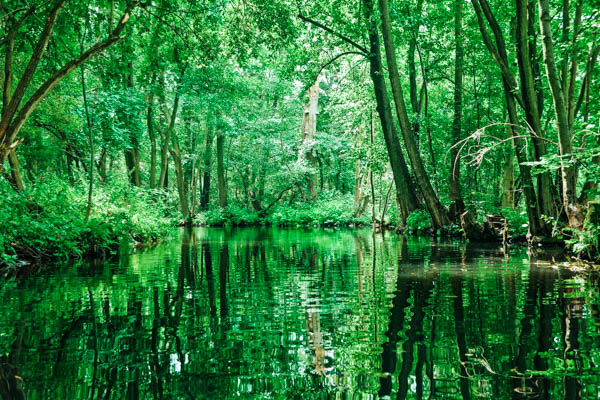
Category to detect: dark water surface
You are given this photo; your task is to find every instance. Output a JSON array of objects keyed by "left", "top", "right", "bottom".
[{"left": 1, "top": 228, "right": 599, "bottom": 399}]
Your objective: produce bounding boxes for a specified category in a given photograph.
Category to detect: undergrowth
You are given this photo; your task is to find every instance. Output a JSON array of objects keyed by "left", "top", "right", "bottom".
[{"left": 0, "top": 178, "right": 174, "bottom": 268}]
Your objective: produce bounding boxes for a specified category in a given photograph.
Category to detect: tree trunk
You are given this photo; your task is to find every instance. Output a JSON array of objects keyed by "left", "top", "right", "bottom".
[
  {"left": 216, "top": 130, "right": 227, "bottom": 208},
  {"left": 408, "top": 0, "right": 425, "bottom": 116},
  {"left": 7, "top": 150, "right": 25, "bottom": 192},
  {"left": 170, "top": 141, "right": 190, "bottom": 224},
  {"left": 377, "top": 0, "right": 448, "bottom": 228},
  {"left": 300, "top": 78, "right": 320, "bottom": 199},
  {"left": 515, "top": 0, "right": 554, "bottom": 219},
  {"left": 577, "top": 43, "right": 600, "bottom": 205},
  {"left": 81, "top": 61, "right": 94, "bottom": 221},
  {"left": 472, "top": 0, "right": 546, "bottom": 236},
  {"left": 147, "top": 85, "right": 157, "bottom": 189},
  {"left": 123, "top": 57, "right": 140, "bottom": 186},
  {"left": 200, "top": 123, "right": 214, "bottom": 211},
  {"left": 362, "top": 0, "right": 419, "bottom": 226},
  {"left": 449, "top": 0, "right": 465, "bottom": 217},
  {"left": 159, "top": 74, "right": 183, "bottom": 189},
  {"left": 501, "top": 120, "right": 515, "bottom": 209},
  {"left": 353, "top": 125, "right": 368, "bottom": 217},
  {"left": 538, "top": 0, "right": 581, "bottom": 228}
]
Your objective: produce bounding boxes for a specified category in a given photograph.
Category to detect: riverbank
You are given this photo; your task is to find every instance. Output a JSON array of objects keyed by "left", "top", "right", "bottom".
[
  {"left": 2, "top": 180, "right": 597, "bottom": 276},
  {"left": 0, "top": 180, "right": 174, "bottom": 275}
]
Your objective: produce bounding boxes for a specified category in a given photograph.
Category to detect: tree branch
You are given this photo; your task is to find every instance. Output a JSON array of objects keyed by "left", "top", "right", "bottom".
[
  {"left": 314, "top": 50, "right": 364, "bottom": 82},
  {"left": 0, "top": 1, "right": 140, "bottom": 163},
  {"left": 261, "top": 185, "right": 294, "bottom": 215},
  {"left": 0, "top": 0, "right": 67, "bottom": 135},
  {"left": 472, "top": 0, "right": 524, "bottom": 108},
  {"left": 297, "top": 12, "right": 368, "bottom": 55}
]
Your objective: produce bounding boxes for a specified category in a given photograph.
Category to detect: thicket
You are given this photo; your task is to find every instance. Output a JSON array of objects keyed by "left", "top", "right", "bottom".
[{"left": 0, "top": 177, "right": 173, "bottom": 268}]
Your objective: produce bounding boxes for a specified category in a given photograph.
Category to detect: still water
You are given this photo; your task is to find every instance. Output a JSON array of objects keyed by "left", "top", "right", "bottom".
[{"left": 1, "top": 228, "right": 599, "bottom": 399}]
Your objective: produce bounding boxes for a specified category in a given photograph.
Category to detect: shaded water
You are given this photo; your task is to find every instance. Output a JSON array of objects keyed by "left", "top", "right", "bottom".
[{"left": 1, "top": 228, "right": 599, "bottom": 399}]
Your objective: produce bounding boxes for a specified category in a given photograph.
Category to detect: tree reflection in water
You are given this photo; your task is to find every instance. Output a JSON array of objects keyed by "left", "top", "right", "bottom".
[{"left": 0, "top": 228, "right": 598, "bottom": 399}]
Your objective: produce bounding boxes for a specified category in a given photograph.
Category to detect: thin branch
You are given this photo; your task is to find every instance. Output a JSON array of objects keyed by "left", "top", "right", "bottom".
[
  {"left": 448, "top": 122, "right": 558, "bottom": 173},
  {"left": 314, "top": 50, "right": 364, "bottom": 82}
]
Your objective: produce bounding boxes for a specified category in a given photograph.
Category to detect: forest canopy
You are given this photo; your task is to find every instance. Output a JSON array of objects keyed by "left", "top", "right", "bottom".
[{"left": 1, "top": 0, "right": 600, "bottom": 265}]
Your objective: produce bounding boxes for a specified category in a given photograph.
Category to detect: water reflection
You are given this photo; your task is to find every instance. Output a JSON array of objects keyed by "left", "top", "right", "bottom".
[{"left": 0, "top": 227, "right": 599, "bottom": 399}]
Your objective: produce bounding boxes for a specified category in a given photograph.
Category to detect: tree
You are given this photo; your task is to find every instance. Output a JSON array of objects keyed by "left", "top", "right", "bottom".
[{"left": 0, "top": 1, "right": 139, "bottom": 180}]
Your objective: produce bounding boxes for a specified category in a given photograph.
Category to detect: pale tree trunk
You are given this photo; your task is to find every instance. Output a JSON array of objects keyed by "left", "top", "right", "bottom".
[
  {"left": 300, "top": 78, "right": 320, "bottom": 200},
  {"left": 538, "top": 0, "right": 581, "bottom": 228},
  {"left": 353, "top": 125, "right": 368, "bottom": 217},
  {"left": 216, "top": 130, "right": 227, "bottom": 208},
  {"left": 378, "top": 0, "right": 449, "bottom": 229}
]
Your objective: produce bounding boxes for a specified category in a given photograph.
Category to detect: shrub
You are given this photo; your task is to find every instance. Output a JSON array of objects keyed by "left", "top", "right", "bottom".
[
  {"left": 0, "top": 177, "right": 174, "bottom": 267},
  {"left": 501, "top": 208, "right": 529, "bottom": 238},
  {"left": 405, "top": 210, "right": 431, "bottom": 234},
  {"left": 195, "top": 193, "right": 371, "bottom": 228}
]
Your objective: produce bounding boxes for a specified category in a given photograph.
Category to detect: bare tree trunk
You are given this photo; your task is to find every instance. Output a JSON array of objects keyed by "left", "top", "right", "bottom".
[{"left": 300, "top": 78, "right": 320, "bottom": 200}]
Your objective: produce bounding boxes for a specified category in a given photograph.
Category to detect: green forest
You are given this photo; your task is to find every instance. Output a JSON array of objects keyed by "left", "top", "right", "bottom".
[{"left": 1, "top": 0, "right": 600, "bottom": 269}]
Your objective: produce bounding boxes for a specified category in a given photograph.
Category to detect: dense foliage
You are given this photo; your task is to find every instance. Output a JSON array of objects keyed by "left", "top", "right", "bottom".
[{"left": 1, "top": 0, "right": 600, "bottom": 266}]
